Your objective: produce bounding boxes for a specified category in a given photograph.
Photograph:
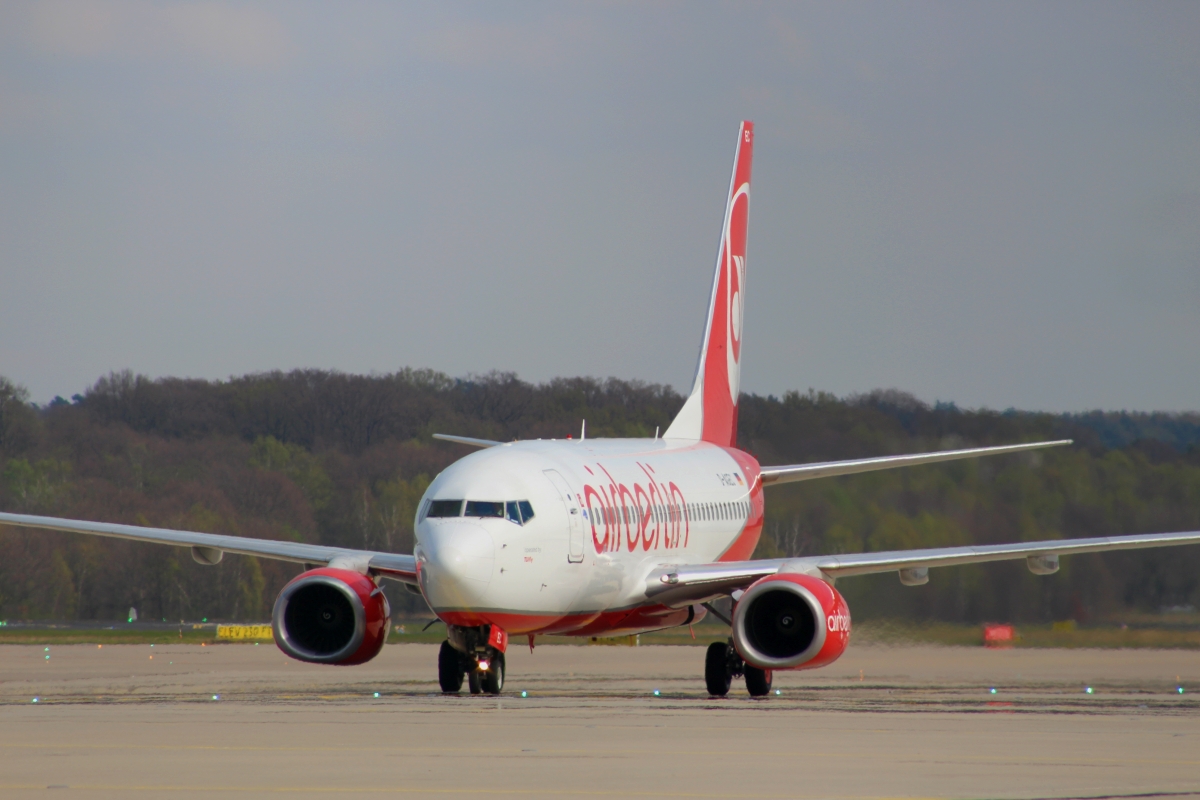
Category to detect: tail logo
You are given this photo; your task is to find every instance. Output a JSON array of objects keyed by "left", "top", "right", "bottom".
[{"left": 725, "top": 187, "right": 749, "bottom": 404}]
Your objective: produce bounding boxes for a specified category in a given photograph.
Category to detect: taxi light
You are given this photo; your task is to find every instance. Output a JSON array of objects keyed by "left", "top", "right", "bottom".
[{"left": 478, "top": 659, "right": 490, "bottom": 671}]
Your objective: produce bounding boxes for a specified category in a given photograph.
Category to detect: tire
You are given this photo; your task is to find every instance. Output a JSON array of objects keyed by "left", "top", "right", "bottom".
[
  {"left": 745, "top": 665, "right": 773, "bottom": 697},
  {"left": 468, "top": 669, "right": 483, "bottom": 694},
  {"left": 482, "top": 652, "right": 505, "bottom": 695},
  {"left": 438, "top": 640, "right": 464, "bottom": 693},
  {"left": 705, "top": 642, "right": 732, "bottom": 697}
]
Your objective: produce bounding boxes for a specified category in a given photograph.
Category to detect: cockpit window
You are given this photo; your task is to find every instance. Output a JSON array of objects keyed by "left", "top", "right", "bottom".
[
  {"left": 427, "top": 499, "right": 464, "bottom": 518},
  {"left": 465, "top": 500, "right": 505, "bottom": 518},
  {"left": 426, "top": 499, "right": 534, "bottom": 524},
  {"left": 500, "top": 501, "right": 536, "bottom": 525}
]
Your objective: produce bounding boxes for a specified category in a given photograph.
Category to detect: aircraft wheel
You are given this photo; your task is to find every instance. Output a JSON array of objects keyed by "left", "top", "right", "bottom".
[
  {"left": 745, "top": 664, "right": 773, "bottom": 697},
  {"left": 705, "top": 641, "right": 733, "bottom": 697},
  {"left": 482, "top": 652, "right": 505, "bottom": 695},
  {"left": 468, "top": 669, "right": 483, "bottom": 694},
  {"left": 438, "top": 640, "right": 464, "bottom": 693}
]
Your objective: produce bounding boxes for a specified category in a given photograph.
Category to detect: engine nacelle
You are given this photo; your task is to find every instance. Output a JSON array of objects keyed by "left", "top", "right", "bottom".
[
  {"left": 731, "top": 572, "right": 850, "bottom": 671},
  {"left": 272, "top": 568, "right": 390, "bottom": 665}
]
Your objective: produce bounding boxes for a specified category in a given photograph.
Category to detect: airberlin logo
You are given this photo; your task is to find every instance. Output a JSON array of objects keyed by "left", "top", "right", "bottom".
[
  {"left": 724, "top": 185, "right": 749, "bottom": 404},
  {"left": 827, "top": 611, "right": 851, "bottom": 634},
  {"left": 581, "top": 462, "right": 689, "bottom": 554}
]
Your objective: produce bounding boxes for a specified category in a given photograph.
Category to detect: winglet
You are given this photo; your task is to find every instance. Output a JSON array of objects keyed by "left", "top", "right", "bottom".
[{"left": 664, "top": 121, "right": 754, "bottom": 446}]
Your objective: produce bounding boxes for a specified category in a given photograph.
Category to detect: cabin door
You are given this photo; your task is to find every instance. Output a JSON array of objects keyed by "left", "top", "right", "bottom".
[{"left": 543, "top": 469, "right": 584, "bottom": 563}]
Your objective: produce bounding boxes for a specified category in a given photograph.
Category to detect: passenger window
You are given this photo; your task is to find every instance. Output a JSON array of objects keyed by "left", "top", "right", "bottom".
[
  {"left": 518, "top": 500, "right": 535, "bottom": 523},
  {"left": 465, "top": 500, "right": 505, "bottom": 518},
  {"left": 506, "top": 502, "right": 522, "bottom": 524},
  {"left": 427, "top": 499, "right": 464, "bottom": 518}
]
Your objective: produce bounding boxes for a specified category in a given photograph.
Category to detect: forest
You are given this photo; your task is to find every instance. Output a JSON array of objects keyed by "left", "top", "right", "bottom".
[{"left": 1, "top": 369, "right": 1198, "bottom": 625}]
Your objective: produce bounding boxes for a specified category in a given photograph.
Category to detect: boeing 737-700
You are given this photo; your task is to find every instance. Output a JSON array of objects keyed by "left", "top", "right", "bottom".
[{"left": 3, "top": 121, "right": 1198, "bottom": 697}]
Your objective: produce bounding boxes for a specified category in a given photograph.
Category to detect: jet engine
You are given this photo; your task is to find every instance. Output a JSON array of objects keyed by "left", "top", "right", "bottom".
[
  {"left": 731, "top": 572, "right": 850, "bottom": 670},
  {"left": 272, "top": 567, "right": 390, "bottom": 665}
]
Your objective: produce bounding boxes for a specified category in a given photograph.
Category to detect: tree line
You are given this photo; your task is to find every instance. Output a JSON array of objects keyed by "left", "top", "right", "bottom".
[{"left": 0, "top": 371, "right": 1197, "bottom": 624}]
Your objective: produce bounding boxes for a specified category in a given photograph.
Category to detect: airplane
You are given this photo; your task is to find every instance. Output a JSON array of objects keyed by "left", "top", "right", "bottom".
[{"left": 3, "top": 121, "right": 1199, "bottom": 697}]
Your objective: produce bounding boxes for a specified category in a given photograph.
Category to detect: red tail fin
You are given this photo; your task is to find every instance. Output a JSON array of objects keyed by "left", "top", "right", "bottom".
[{"left": 664, "top": 121, "right": 753, "bottom": 446}]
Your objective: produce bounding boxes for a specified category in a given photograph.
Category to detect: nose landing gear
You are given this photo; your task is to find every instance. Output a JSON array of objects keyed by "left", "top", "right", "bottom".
[
  {"left": 438, "top": 624, "right": 507, "bottom": 695},
  {"left": 705, "top": 640, "right": 772, "bottom": 697}
]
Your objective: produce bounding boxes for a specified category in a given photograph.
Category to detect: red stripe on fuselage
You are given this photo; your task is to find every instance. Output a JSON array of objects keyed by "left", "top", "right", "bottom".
[
  {"left": 437, "top": 604, "right": 699, "bottom": 638},
  {"left": 716, "top": 447, "right": 764, "bottom": 561}
]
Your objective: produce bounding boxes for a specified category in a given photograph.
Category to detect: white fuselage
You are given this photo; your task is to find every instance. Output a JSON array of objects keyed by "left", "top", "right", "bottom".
[{"left": 413, "top": 438, "right": 764, "bottom": 636}]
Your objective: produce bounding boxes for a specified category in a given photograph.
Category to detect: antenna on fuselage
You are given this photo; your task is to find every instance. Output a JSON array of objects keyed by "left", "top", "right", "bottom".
[
  {"left": 655, "top": 426, "right": 659, "bottom": 439},
  {"left": 581, "top": 420, "right": 586, "bottom": 441}
]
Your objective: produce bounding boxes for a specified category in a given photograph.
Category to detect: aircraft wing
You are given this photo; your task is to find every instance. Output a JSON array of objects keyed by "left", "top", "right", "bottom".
[
  {"left": 759, "top": 439, "right": 1072, "bottom": 486},
  {"left": 0, "top": 511, "right": 418, "bottom": 584},
  {"left": 644, "top": 529, "right": 1200, "bottom": 608}
]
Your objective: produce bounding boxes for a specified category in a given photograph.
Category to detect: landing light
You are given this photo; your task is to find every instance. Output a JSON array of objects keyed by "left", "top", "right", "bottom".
[{"left": 478, "top": 660, "right": 490, "bottom": 671}]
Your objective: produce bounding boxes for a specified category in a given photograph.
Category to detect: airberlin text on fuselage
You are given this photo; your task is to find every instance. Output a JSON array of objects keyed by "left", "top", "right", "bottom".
[{"left": 581, "top": 461, "right": 695, "bottom": 554}]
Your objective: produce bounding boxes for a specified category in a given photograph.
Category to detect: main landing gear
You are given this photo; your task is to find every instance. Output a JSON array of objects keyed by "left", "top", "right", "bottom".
[
  {"left": 705, "top": 640, "right": 772, "bottom": 698},
  {"left": 438, "top": 624, "right": 506, "bottom": 695}
]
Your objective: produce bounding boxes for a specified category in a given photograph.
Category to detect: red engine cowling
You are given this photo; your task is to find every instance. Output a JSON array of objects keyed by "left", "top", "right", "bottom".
[
  {"left": 272, "top": 568, "right": 390, "bottom": 666},
  {"left": 731, "top": 572, "right": 850, "bottom": 671}
]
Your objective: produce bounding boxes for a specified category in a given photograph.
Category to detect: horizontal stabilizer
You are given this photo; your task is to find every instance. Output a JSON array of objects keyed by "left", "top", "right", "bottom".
[
  {"left": 760, "top": 440, "right": 1072, "bottom": 486},
  {"left": 433, "top": 434, "right": 503, "bottom": 448}
]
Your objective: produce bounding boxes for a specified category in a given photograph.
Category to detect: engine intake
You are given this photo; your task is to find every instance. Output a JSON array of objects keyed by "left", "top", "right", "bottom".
[
  {"left": 732, "top": 572, "right": 851, "bottom": 670},
  {"left": 272, "top": 568, "right": 390, "bottom": 665}
]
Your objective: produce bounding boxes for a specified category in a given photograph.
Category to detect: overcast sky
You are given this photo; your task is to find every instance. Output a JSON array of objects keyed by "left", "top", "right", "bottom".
[{"left": 1, "top": 2, "right": 1197, "bottom": 411}]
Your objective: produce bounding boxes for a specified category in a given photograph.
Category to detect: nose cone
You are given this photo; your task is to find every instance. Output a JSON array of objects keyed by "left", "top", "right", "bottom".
[{"left": 419, "top": 522, "right": 495, "bottom": 610}]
